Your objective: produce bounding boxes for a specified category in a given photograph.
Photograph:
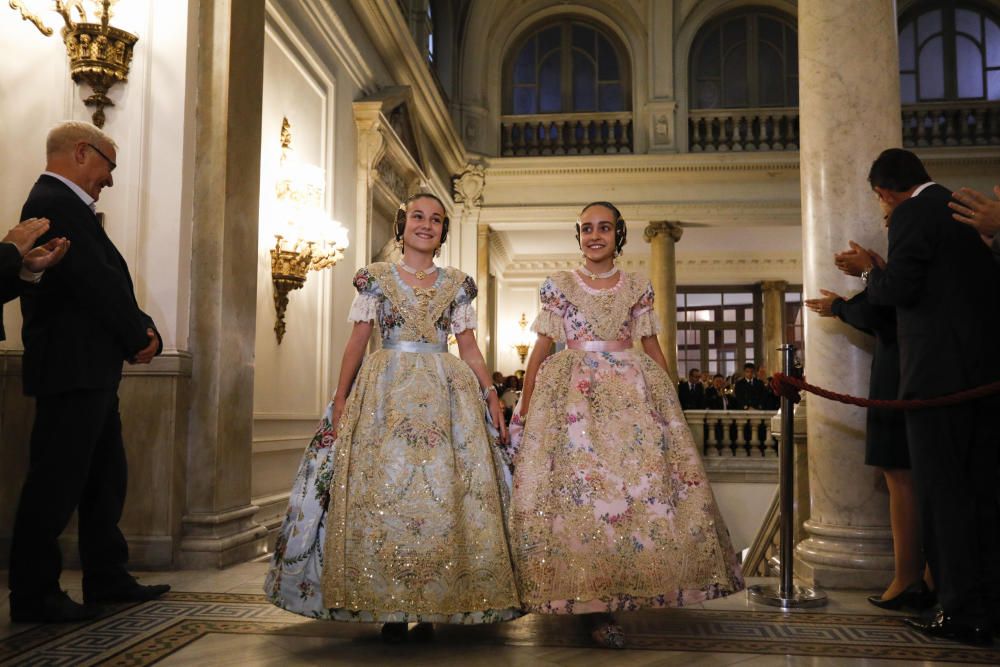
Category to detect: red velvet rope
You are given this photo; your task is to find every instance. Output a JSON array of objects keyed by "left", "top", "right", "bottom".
[{"left": 770, "top": 372, "right": 1000, "bottom": 410}]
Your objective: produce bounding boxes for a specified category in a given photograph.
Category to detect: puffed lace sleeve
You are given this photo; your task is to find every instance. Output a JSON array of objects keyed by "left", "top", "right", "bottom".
[
  {"left": 530, "top": 277, "right": 567, "bottom": 342},
  {"left": 347, "top": 267, "right": 380, "bottom": 323},
  {"left": 450, "top": 274, "right": 478, "bottom": 334},
  {"left": 631, "top": 280, "right": 661, "bottom": 338}
]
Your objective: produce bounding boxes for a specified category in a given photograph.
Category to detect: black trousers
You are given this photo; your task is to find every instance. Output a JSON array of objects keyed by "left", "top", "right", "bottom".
[
  {"left": 905, "top": 397, "right": 1000, "bottom": 625},
  {"left": 8, "top": 388, "right": 130, "bottom": 599}
]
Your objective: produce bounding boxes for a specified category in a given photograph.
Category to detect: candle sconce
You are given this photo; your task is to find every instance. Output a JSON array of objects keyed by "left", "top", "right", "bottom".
[{"left": 10, "top": 1, "right": 139, "bottom": 127}]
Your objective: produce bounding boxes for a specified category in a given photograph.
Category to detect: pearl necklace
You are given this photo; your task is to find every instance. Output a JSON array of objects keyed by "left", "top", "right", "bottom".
[
  {"left": 578, "top": 264, "right": 619, "bottom": 280},
  {"left": 398, "top": 260, "right": 438, "bottom": 281}
]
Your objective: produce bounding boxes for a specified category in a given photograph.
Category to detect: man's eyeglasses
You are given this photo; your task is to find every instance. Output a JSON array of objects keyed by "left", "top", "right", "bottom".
[{"left": 86, "top": 143, "right": 117, "bottom": 172}]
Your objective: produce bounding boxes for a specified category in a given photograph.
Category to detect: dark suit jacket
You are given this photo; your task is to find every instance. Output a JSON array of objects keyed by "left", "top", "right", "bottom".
[
  {"left": 677, "top": 381, "right": 705, "bottom": 409},
  {"left": 866, "top": 183, "right": 1000, "bottom": 398},
  {"left": 0, "top": 242, "right": 23, "bottom": 342},
  {"left": 705, "top": 387, "right": 733, "bottom": 410},
  {"left": 19, "top": 175, "right": 161, "bottom": 396},
  {"left": 733, "top": 377, "right": 765, "bottom": 409}
]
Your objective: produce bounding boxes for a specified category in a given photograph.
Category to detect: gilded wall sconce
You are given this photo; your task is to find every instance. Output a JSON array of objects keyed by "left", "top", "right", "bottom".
[
  {"left": 512, "top": 312, "right": 533, "bottom": 366},
  {"left": 270, "top": 117, "right": 349, "bottom": 343},
  {"left": 9, "top": 0, "right": 138, "bottom": 127}
]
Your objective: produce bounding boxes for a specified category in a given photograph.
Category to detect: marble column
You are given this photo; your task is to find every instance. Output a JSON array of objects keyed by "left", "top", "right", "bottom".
[
  {"left": 181, "top": 0, "right": 268, "bottom": 568},
  {"left": 643, "top": 221, "right": 683, "bottom": 379},
  {"left": 760, "top": 280, "right": 788, "bottom": 377},
  {"left": 796, "top": 0, "right": 900, "bottom": 588},
  {"left": 476, "top": 224, "right": 492, "bottom": 367},
  {"left": 454, "top": 165, "right": 489, "bottom": 363}
]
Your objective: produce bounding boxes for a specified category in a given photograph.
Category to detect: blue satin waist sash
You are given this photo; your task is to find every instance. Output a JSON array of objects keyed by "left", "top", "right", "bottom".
[{"left": 381, "top": 339, "right": 448, "bottom": 354}]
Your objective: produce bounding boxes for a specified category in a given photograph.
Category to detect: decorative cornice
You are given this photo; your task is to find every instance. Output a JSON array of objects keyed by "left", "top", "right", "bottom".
[{"left": 496, "top": 253, "right": 801, "bottom": 284}]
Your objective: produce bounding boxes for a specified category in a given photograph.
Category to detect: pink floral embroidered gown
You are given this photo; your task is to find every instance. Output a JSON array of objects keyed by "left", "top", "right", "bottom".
[{"left": 508, "top": 270, "right": 744, "bottom": 614}]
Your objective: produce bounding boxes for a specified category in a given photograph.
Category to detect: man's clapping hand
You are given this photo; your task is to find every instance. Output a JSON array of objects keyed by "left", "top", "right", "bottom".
[
  {"left": 23, "top": 238, "right": 70, "bottom": 272},
  {"left": 3, "top": 218, "right": 51, "bottom": 256},
  {"left": 834, "top": 241, "right": 885, "bottom": 276},
  {"left": 949, "top": 185, "right": 1000, "bottom": 238}
]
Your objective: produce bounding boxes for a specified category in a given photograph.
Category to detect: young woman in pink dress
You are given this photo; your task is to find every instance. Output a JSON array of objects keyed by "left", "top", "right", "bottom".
[{"left": 508, "top": 202, "right": 744, "bottom": 648}]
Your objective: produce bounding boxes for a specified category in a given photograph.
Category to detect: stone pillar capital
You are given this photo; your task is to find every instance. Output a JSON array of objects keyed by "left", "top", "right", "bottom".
[
  {"left": 644, "top": 220, "right": 683, "bottom": 243},
  {"left": 760, "top": 280, "right": 789, "bottom": 293}
]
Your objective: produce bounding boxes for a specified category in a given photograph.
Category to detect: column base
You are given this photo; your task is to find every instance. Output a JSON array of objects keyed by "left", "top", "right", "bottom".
[
  {"left": 179, "top": 504, "right": 268, "bottom": 568},
  {"left": 795, "top": 518, "right": 894, "bottom": 589}
]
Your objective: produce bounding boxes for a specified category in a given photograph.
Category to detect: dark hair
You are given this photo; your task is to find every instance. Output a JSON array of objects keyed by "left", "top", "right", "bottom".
[
  {"left": 689, "top": 368, "right": 701, "bottom": 375},
  {"left": 744, "top": 362, "right": 756, "bottom": 370},
  {"left": 867, "top": 148, "right": 932, "bottom": 192},
  {"left": 576, "top": 201, "right": 627, "bottom": 256},
  {"left": 394, "top": 192, "right": 450, "bottom": 249},
  {"left": 714, "top": 374, "right": 724, "bottom": 380}
]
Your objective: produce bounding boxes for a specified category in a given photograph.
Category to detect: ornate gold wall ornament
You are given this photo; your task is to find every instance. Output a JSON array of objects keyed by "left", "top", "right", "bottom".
[
  {"left": 8, "top": 0, "right": 138, "bottom": 128},
  {"left": 269, "top": 117, "right": 350, "bottom": 343}
]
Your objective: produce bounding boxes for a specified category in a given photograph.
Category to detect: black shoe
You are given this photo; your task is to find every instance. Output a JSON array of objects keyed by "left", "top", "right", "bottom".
[
  {"left": 9, "top": 590, "right": 100, "bottom": 623},
  {"left": 867, "top": 581, "right": 936, "bottom": 611},
  {"left": 409, "top": 622, "right": 435, "bottom": 642},
  {"left": 904, "top": 611, "right": 993, "bottom": 646},
  {"left": 84, "top": 582, "right": 171, "bottom": 605},
  {"left": 381, "top": 622, "right": 408, "bottom": 644}
]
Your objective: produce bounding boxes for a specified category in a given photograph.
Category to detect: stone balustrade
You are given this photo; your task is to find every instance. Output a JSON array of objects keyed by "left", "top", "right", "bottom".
[
  {"left": 687, "top": 102, "right": 1000, "bottom": 152},
  {"left": 901, "top": 101, "right": 1000, "bottom": 147},
  {"left": 688, "top": 107, "right": 799, "bottom": 152},
  {"left": 685, "top": 409, "right": 778, "bottom": 458},
  {"left": 500, "top": 112, "right": 634, "bottom": 156}
]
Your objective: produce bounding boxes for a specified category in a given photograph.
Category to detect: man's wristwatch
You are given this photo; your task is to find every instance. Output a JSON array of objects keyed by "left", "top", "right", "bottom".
[{"left": 860, "top": 268, "right": 871, "bottom": 284}]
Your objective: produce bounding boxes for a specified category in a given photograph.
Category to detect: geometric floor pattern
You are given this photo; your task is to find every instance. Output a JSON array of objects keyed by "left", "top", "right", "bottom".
[{"left": 3, "top": 591, "right": 999, "bottom": 666}]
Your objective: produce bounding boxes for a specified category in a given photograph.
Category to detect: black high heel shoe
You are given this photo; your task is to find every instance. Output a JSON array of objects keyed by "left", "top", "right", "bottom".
[{"left": 867, "top": 580, "right": 936, "bottom": 611}]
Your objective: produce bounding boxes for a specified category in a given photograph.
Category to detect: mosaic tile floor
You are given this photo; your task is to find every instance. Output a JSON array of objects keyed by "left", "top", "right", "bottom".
[{"left": 2, "top": 564, "right": 997, "bottom": 666}]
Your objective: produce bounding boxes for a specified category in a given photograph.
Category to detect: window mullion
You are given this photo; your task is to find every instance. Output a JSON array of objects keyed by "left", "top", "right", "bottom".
[
  {"left": 562, "top": 22, "right": 572, "bottom": 112},
  {"left": 943, "top": 8, "right": 958, "bottom": 99},
  {"left": 748, "top": 16, "right": 759, "bottom": 107}
]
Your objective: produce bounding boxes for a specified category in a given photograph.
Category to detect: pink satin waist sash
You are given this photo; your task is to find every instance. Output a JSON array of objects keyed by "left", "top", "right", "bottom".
[{"left": 565, "top": 338, "right": 633, "bottom": 352}]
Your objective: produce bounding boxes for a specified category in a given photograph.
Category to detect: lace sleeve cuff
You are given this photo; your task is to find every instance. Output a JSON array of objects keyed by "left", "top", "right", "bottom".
[
  {"left": 450, "top": 302, "right": 477, "bottom": 333},
  {"left": 632, "top": 309, "right": 661, "bottom": 338},
  {"left": 531, "top": 308, "right": 566, "bottom": 342},
  {"left": 347, "top": 293, "right": 379, "bottom": 323}
]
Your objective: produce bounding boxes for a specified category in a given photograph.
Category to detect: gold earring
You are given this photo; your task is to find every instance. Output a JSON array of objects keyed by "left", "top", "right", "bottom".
[{"left": 394, "top": 238, "right": 403, "bottom": 251}]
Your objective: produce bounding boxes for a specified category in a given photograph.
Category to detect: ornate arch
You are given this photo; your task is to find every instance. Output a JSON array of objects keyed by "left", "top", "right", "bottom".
[
  {"left": 674, "top": 0, "right": 798, "bottom": 149},
  {"left": 457, "top": 0, "right": 647, "bottom": 155}
]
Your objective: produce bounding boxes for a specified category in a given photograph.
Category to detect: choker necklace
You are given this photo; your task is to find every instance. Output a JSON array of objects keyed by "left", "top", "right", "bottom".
[
  {"left": 398, "top": 260, "right": 438, "bottom": 281},
  {"left": 579, "top": 264, "right": 619, "bottom": 280}
]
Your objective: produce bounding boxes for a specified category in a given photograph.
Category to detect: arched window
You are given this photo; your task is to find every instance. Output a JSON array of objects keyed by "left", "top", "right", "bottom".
[
  {"left": 504, "top": 19, "right": 630, "bottom": 115},
  {"left": 898, "top": 3, "right": 1000, "bottom": 102},
  {"left": 689, "top": 8, "right": 798, "bottom": 109}
]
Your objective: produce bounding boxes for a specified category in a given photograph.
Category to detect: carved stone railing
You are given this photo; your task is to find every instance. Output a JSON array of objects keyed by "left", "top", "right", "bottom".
[
  {"left": 688, "top": 107, "right": 799, "bottom": 152},
  {"left": 688, "top": 102, "right": 1000, "bottom": 152},
  {"left": 902, "top": 101, "right": 1000, "bottom": 147},
  {"left": 500, "top": 112, "right": 634, "bottom": 156},
  {"left": 685, "top": 409, "right": 779, "bottom": 458}
]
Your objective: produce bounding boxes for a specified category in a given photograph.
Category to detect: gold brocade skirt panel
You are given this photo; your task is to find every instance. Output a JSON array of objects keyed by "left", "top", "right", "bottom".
[
  {"left": 509, "top": 349, "right": 744, "bottom": 614},
  {"left": 319, "top": 347, "right": 521, "bottom": 619}
]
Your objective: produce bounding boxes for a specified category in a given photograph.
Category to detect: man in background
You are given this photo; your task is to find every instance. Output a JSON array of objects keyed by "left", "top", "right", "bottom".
[{"left": 678, "top": 367, "right": 705, "bottom": 409}]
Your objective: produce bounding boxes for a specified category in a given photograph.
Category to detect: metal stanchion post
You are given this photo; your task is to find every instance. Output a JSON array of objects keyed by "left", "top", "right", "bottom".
[{"left": 748, "top": 344, "right": 827, "bottom": 609}]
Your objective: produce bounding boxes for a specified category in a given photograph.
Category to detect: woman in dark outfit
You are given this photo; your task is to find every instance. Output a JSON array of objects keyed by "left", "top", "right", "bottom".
[{"left": 806, "top": 287, "right": 934, "bottom": 610}]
